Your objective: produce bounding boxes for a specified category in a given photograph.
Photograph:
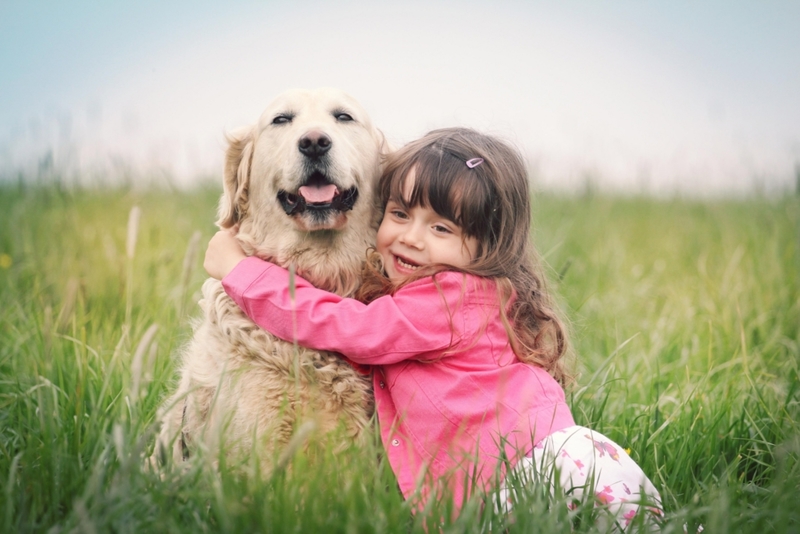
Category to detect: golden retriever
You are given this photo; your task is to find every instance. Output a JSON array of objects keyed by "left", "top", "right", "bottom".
[{"left": 153, "top": 88, "right": 385, "bottom": 470}]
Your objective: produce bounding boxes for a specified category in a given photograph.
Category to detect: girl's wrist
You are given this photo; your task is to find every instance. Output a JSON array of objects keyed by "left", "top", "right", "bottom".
[{"left": 223, "top": 253, "right": 248, "bottom": 279}]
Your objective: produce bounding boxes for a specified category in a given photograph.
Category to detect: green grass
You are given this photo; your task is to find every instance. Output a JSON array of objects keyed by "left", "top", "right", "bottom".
[{"left": 0, "top": 179, "right": 797, "bottom": 532}]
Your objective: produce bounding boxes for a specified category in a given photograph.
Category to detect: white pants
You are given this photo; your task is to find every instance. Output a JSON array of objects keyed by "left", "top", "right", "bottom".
[{"left": 495, "top": 426, "right": 664, "bottom": 531}]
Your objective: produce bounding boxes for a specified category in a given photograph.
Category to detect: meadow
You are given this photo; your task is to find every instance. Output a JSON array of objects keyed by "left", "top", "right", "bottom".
[{"left": 0, "top": 178, "right": 797, "bottom": 532}]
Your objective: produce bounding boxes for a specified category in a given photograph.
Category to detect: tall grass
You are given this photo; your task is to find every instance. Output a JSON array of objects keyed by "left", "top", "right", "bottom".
[{"left": 0, "top": 180, "right": 797, "bottom": 532}]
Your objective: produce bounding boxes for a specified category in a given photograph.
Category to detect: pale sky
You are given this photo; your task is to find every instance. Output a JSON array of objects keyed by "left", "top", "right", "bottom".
[{"left": 1, "top": 0, "right": 799, "bottom": 195}]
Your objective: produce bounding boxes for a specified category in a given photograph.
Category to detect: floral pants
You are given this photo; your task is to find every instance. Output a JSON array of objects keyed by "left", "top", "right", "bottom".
[{"left": 495, "top": 425, "right": 664, "bottom": 531}]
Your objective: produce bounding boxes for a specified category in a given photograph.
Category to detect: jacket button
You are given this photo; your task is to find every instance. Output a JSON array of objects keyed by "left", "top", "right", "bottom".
[
  {"left": 391, "top": 439, "right": 400, "bottom": 447},
  {"left": 379, "top": 381, "right": 385, "bottom": 389}
]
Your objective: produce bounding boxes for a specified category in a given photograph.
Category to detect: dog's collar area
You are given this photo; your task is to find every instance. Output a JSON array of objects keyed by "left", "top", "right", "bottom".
[{"left": 277, "top": 187, "right": 359, "bottom": 215}]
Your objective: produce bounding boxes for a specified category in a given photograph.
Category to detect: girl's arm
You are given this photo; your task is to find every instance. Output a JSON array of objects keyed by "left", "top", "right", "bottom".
[{"left": 221, "top": 256, "right": 471, "bottom": 365}]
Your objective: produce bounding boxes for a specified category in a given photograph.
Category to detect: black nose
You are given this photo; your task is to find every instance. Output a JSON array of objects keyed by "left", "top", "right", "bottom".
[{"left": 298, "top": 130, "right": 332, "bottom": 158}]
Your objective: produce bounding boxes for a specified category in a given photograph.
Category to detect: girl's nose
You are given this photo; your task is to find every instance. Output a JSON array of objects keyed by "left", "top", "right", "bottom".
[{"left": 399, "top": 225, "right": 424, "bottom": 249}]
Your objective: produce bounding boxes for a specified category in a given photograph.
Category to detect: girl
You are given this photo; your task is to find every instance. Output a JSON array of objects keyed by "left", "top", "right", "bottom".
[{"left": 204, "top": 128, "right": 663, "bottom": 528}]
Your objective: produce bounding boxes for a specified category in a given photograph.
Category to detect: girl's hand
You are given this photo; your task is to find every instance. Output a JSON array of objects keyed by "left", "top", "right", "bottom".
[{"left": 204, "top": 228, "right": 247, "bottom": 280}]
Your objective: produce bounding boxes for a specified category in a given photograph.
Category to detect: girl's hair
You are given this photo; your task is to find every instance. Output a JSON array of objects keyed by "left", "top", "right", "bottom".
[{"left": 356, "top": 127, "right": 574, "bottom": 385}]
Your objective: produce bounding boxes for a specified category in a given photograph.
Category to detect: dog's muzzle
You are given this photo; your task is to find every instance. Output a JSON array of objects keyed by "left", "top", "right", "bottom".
[{"left": 277, "top": 187, "right": 359, "bottom": 216}]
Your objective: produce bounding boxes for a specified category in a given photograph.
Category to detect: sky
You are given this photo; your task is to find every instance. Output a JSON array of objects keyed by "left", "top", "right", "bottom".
[{"left": 1, "top": 0, "right": 799, "bottom": 195}]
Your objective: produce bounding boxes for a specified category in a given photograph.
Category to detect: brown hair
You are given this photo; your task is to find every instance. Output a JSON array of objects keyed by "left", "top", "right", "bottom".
[{"left": 356, "top": 127, "right": 574, "bottom": 385}]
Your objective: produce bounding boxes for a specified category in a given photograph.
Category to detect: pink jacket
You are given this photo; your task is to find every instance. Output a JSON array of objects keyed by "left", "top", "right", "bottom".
[{"left": 222, "top": 256, "right": 575, "bottom": 509}]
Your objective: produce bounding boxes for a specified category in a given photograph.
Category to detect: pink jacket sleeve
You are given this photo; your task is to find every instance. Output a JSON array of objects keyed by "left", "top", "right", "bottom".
[{"left": 221, "top": 256, "right": 473, "bottom": 365}]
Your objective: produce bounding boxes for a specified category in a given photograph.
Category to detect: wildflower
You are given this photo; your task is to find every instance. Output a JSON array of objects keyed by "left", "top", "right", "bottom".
[{"left": 0, "top": 253, "right": 11, "bottom": 269}]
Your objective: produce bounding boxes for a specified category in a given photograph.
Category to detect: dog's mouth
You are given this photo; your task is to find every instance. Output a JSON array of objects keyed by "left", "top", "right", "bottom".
[{"left": 277, "top": 172, "right": 359, "bottom": 216}]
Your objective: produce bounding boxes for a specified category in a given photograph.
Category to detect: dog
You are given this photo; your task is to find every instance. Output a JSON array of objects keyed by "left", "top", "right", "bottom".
[{"left": 153, "top": 88, "right": 386, "bottom": 471}]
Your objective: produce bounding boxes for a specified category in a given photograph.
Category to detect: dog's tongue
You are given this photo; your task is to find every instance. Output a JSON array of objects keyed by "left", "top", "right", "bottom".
[{"left": 298, "top": 184, "right": 339, "bottom": 204}]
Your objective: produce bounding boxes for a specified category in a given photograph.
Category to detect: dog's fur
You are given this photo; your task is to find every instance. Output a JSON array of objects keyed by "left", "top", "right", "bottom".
[{"left": 153, "top": 88, "right": 385, "bottom": 470}]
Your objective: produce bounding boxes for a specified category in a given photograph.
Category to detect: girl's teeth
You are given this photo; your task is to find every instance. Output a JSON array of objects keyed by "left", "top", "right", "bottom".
[{"left": 397, "top": 257, "right": 418, "bottom": 270}]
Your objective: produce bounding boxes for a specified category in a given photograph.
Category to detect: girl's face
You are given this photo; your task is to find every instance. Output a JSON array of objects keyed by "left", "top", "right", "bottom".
[{"left": 376, "top": 169, "right": 478, "bottom": 281}]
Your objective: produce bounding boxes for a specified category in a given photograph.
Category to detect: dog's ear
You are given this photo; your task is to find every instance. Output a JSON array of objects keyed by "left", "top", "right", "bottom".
[
  {"left": 375, "top": 128, "right": 394, "bottom": 158},
  {"left": 216, "top": 126, "right": 255, "bottom": 228}
]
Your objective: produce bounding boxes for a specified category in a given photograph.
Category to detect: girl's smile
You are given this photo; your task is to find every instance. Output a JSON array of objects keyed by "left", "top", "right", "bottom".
[
  {"left": 394, "top": 254, "right": 420, "bottom": 272},
  {"left": 377, "top": 170, "right": 478, "bottom": 281}
]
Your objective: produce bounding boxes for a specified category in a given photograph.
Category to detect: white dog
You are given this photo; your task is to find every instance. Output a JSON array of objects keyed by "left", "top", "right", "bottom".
[{"left": 153, "top": 88, "right": 386, "bottom": 470}]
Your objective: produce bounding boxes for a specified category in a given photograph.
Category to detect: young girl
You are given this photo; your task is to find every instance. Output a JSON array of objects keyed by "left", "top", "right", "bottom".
[{"left": 204, "top": 127, "right": 663, "bottom": 528}]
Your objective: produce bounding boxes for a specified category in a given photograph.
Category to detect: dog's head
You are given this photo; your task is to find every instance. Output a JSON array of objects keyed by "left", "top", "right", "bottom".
[{"left": 217, "top": 88, "right": 388, "bottom": 292}]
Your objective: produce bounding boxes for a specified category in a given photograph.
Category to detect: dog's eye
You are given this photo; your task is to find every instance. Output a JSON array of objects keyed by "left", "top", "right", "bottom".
[
  {"left": 272, "top": 115, "right": 293, "bottom": 125},
  {"left": 334, "top": 112, "right": 354, "bottom": 122}
]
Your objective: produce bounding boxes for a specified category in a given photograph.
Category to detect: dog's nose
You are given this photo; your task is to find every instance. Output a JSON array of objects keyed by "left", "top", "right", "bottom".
[{"left": 298, "top": 130, "right": 332, "bottom": 158}]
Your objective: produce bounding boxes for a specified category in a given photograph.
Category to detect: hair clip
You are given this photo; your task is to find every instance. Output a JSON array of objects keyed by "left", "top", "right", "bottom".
[{"left": 466, "top": 158, "right": 484, "bottom": 169}]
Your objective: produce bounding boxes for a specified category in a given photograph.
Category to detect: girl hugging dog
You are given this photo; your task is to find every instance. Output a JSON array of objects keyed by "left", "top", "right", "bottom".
[{"left": 204, "top": 127, "right": 664, "bottom": 530}]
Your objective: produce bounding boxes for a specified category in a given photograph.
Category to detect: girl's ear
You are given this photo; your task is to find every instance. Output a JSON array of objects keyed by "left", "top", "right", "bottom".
[{"left": 216, "top": 126, "right": 255, "bottom": 228}]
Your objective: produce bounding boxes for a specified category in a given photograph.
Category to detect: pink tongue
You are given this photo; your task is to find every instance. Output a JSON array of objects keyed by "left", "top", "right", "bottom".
[{"left": 298, "top": 184, "right": 339, "bottom": 204}]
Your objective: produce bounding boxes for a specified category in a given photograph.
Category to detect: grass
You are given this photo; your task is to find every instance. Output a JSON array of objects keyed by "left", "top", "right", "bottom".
[{"left": 0, "top": 178, "right": 797, "bottom": 532}]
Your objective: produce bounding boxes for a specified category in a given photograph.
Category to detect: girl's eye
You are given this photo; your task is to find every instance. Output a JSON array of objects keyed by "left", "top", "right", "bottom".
[
  {"left": 272, "top": 114, "right": 293, "bottom": 125},
  {"left": 433, "top": 224, "right": 453, "bottom": 234},
  {"left": 391, "top": 210, "right": 409, "bottom": 219}
]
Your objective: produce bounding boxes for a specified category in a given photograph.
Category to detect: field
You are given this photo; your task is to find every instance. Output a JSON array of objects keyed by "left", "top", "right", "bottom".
[{"left": 0, "top": 179, "right": 797, "bottom": 532}]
